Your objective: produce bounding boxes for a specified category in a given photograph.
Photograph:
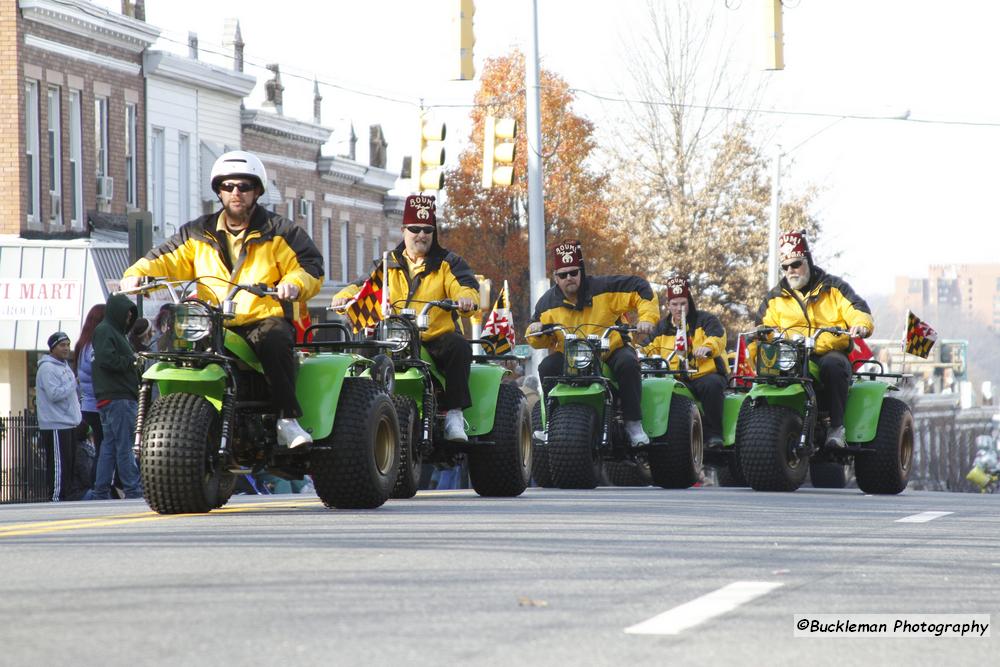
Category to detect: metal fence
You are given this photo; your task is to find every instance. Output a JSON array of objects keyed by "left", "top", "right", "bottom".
[
  {"left": 907, "top": 393, "right": 998, "bottom": 492},
  {"left": 0, "top": 411, "right": 49, "bottom": 504}
]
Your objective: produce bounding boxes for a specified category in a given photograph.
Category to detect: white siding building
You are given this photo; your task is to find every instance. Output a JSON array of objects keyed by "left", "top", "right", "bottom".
[{"left": 143, "top": 51, "right": 255, "bottom": 239}]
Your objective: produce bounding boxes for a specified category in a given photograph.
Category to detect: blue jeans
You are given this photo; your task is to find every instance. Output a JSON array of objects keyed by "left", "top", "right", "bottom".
[{"left": 93, "top": 400, "right": 142, "bottom": 499}]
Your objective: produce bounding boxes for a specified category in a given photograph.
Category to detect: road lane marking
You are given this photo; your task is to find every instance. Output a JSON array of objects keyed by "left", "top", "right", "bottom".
[
  {"left": 625, "top": 581, "right": 783, "bottom": 635},
  {"left": 0, "top": 500, "right": 323, "bottom": 538},
  {"left": 895, "top": 511, "right": 954, "bottom": 523}
]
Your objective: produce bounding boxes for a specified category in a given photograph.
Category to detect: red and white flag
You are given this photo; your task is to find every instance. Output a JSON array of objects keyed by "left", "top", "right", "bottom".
[{"left": 481, "top": 280, "right": 514, "bottom": 355}]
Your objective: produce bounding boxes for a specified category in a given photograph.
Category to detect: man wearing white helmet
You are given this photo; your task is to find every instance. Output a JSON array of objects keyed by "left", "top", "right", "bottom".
[{"left": 120, "top": 151, "right": 324, "bottom": 448}]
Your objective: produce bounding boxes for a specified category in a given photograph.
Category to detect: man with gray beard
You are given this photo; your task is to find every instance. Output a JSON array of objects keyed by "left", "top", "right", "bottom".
[{"left": 755, "top": 231, "right": 874, "bottom": 448}]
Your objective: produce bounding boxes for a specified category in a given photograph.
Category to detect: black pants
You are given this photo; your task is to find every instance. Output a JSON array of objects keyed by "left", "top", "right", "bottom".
[
  {"left": 538, "top": 345, "right": 643, "bottom": 421},
  {"left": 423, "top": 332, "right": 473, "bottom": 410},
  {"left": 231, "top": 317, "right": 301, "bottom": 419},
  {"left": 82, "top": 410, "right": 104, "bottom": 489},
  {"left": 40, "top": 427, "right": 76, "bottom": 502},
  {"left": 815, "top": 351, "right": 851, "bottom": 428},
  {"left": 688, "top": 373, "right": 727, "bottom": 440}
]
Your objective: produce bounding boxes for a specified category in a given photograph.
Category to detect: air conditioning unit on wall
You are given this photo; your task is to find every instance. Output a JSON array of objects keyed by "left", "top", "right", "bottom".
[
  {"left": 298, "top": 198, "right": 309, "bottom": 217},
  {"left": 49, "top": 192, "right": 61, "bottom": 222},
  {"left": 96, "top": 176, "right": 114, "bottom": 201}
]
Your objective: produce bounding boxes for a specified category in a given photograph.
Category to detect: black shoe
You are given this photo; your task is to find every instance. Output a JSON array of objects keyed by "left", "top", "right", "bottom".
[{"left": 706, "top": 436, "right": 724, "bottom": 448}]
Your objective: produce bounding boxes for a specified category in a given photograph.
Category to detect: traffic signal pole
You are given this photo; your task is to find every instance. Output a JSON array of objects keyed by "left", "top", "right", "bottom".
[{"left": 525, "top": 0, "right": 547, "bottom": 375}]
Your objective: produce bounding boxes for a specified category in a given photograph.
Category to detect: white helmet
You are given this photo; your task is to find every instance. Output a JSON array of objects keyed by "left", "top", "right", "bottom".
[{"left": 210, "top": 150, "right": 267, "bottom": 194}]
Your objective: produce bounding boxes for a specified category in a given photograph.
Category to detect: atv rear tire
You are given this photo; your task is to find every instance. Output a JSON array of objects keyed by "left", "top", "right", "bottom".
[
  {"left": 530, "top": 401, "right": 554, "bottom": 487},
  {"left": 854, "top": 397, "right": 913, "bottom": 495},
  {"left": 809, "top": 460, "right": 850, "bottom": 488},
  {"left": 648, "top": 395, "right": 704, "bottom": 489},
  {"left": 468, "top": 384, "right": 531, "bottom": 497},
  {"left": 716, "top": 451, "right": 747, "bottom": 487},
  {"left": 390, "top": 395, "right": 421, "bottom": 499},
  {"left": 141, "top": 392, "right": 229, "bottom": 514},
  {"left": 312, "top": 379, "right": 400, "bottom": 509},
  {"left": 605, "top": 459, "right": 652, "bottom": 486},
  {"left": 547, "top": 403, "right": 600, "bottom": 489},
  {"left": 738, "top": 402, "right": 808, "bottom": 492}
]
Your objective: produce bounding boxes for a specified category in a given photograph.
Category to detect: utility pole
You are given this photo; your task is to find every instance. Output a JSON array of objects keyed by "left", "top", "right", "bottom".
[{"left": 526, "top": 0, "right": 547, "bottom": 373}]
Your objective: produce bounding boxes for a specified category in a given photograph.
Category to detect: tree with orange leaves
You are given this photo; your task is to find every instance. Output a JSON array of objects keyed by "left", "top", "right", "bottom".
[{"left": 441, "top": 49, "right": 635, "bottom": 331}]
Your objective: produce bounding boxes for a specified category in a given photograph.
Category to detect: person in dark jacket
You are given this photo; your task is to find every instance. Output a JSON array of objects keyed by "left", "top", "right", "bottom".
[
  {"left": 643, "top": 275, "right": 728, "bottom": 447},
  {"left": 526, "top": 240, "right": 659, "bottom": 446},
  {"left": 89, "top": 293, "right": 143, "bottom": 500},
  {"left": 36, "top": 331, "right": 83, "bottom": 501}
]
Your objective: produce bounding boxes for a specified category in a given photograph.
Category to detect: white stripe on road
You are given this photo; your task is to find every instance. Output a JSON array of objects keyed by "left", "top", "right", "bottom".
[
  {"left": 895, "top": 511, "right": 954, "bottom": 523},
  {"left": 625, "top": 581, "right": 783, "bottom": 636}
]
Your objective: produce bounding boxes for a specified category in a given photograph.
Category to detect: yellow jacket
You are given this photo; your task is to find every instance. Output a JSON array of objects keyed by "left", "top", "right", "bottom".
[
  {"left": 756, "top": 266, "right": 874, "bottom": 355},
  {"left": 526, "top": 274, "right": 659, "bottom": 355},
  {"left": 123, "top": 207, "right": 324, "bottom": 327},
  {"left": 643, "top": 309, "right": 728, "bottom": 379},
  {"left": 335, "top": 243, "right": 479, "bottom": 341}
]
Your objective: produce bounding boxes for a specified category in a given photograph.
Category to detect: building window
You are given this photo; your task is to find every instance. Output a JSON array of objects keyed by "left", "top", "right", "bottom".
[
  {"left": 68, "top": 90, "right": 83, "bottom": 228},
  {"left": 177, "top": 132, "right": 190, "bottom": 234},
  {"left": 150, "top": 127, "right": 165, "bottom": 231},
  {"left": 286, "top": 200, "right": 294, "bottom": 221},
  {"left": 340, "top": 220, "right": 350, "bottom": 283},
  {"left": 125, "top": 103, "right": 138, "bottom": 208},
  {"left": 302, "top": 200, "right": 313, "bottom": 238},
  {"left": 47, "top": 86, "right": 62, "bottom": 224},
  {"left": 372, "top": 235, "right": 382, "bottom": 262},
  {"left": 356, "top": 234, "right": 365, "bottom": 275},
  {"left": 321, "top": 217, "right": 331, "bottom": 283},
  {"left": 94, "top": 97, "right": 109, "bottom": 202},
  {"left": 25, "top": 80, "right": 40, "bottom": 222}
]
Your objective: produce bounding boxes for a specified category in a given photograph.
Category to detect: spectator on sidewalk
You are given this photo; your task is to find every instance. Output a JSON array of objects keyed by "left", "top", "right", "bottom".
[
  {"left": 73, "top": 304, "right": 109, "bottom": 493},
  {"left": 36, "top": 331, "right": 83, "bottom": 501},
  {"left": 89, "top": 293, "right": 143, "bottom": 500}
]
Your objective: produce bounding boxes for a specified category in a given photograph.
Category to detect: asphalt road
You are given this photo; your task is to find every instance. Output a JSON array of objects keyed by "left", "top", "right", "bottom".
[{"left": 0, "top": 486, "right": 996, "bottom": 666}]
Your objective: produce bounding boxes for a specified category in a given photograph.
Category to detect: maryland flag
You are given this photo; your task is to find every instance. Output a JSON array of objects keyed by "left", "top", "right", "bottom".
[
  {"left": 292, "top": 302, "right": 312, "bottom": 343},
  {"left": 904, "top": 310, "right": 938, "bottom": 359},
  {"left": 481, "top": 281, "right": 514, "bottom": 355},
  {"left": 674, "top": 310, "right": 688, "bottom": 355},
  {"left": 848, "top": 336, "right": 874, "bottom": 367},
  {"left": 343, "top": 260, "right": 385, "bottom": 334}
]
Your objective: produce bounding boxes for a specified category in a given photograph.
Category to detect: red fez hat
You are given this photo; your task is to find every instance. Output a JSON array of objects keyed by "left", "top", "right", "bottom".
[
  {"left": 552, "top": 240, "right": 583, "bottom": 271},
  {"left": 778, "top": 231, "right": 810, "bottom": 264},
  {"left": 665, "top": 275, "right": 691, "bottom": 301},
  {"left": 403, "top": 195, "right": 436, "bottom": 227}
]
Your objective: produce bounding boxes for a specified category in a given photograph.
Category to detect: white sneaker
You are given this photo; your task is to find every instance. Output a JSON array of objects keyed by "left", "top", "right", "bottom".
[
  {"left": 625, "top": 420, "right": 650, "bottom": 446},
  {"left": 443, "top": 409, "right": 468, "bottom": 442},
  {"left": 277, "top": 418, "right": 313, "bottom": 448},
  {"left": 533, "top": 430, "right": 547, "bottom": 443},
  {"left": 825, "top": 425, "right": 846, "bottom": 449}
]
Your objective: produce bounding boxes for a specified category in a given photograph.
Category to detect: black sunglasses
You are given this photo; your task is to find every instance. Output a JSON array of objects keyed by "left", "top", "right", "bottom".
[
  {"left": 555, "top": 269, "right": 580, "bottom": 279},
  {"left": 218, "top": 181, "right": 256, "bottom": 193},
  {"left": 781, "top": 260, "right": 804, "bottom": 271},
  {"left": 405, "top": 225, "right": 435, "bottom": 235}
]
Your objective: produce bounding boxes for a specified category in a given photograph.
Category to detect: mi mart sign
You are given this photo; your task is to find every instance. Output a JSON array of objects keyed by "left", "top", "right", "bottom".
[{"left": 0, "top": 279, "right": 83, "bottom": 320}]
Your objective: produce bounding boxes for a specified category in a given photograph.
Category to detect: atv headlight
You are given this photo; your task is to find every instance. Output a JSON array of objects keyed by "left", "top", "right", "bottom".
[
  {"left": 173, "top": 303, "right": 212, "bottom": 342},
  {"left": 566, "top": 338, "right": 595, "bottom": 372},
  {"left": 380, "top": 319, "right": 412, "bottom": 354},
  {"left": 777, "top": 345, "right": 798, "bottom": 371}
]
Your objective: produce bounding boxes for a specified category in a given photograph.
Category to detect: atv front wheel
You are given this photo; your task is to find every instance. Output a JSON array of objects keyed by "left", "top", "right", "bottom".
[
  {"left": 390, "top": 395, "right": 421, "bottom": 499},
  {"left": 467, "top": 384, "right": 531, "bottom": 497},
  {"left": 738, "top": 402, "right": 808, "bottom": 492},
  {"left": 141, "top": 392, "right": 229, "bottom": 514},
  {"left": 647, "top": 395, "right": 704, "bottom": 489},
  {"left": 809, "top": 460, "right": 851, "bottom": 488},
  {"left": 854, "top": 397, "right": 913, "bottom": 495},
  {"left": 311, "top": 379, "right": 400, "bottom": 509},
  {"left": 530, "top": 401, "right": 554, "bottom": 487},
  {"left": 547, "top": 403, "right": 600, "bottom": 489},
  {"left": 715, "top": 451, "right": 747, "bottom": 487},
  {"left": 605, "top": 459, "right": 652, "bottom": 486}
]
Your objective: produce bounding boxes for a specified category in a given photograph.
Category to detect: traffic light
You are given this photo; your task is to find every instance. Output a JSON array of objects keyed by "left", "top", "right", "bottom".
[
  {"left": 457, "top": 0, "right": 475, "bottom": 81},
  {"left": 415, "top": 116, "right": 447, "bottom": 191},
  {"left": 481, "top": 116, "right": 517, "bottom": 188}
]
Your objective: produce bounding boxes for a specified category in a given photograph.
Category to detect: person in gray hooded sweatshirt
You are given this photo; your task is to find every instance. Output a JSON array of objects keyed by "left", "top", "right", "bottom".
[
  {"left": 89, "top": 293, "right": 143, "bottom": 500},
  {"left": 36, "top": 331, "right": 83, "bottom": 501}
]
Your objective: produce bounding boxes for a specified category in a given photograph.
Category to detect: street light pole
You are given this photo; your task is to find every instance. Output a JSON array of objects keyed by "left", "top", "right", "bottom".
[
  {"left": 526, "top": 0, "right": 547, "bottom": 374},
  {"left": 767, "top": 144, "right": 781, "bottom": 288}
]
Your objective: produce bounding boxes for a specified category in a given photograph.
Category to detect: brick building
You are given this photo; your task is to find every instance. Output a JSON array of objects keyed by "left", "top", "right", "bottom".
[{"left": 0, "top": 0, "right": 157, "bottom": 414}]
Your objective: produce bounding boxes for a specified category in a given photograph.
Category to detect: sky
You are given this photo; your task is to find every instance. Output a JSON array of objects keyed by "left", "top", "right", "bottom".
[{"left": 94, "top": 0, "right": 1000, "bottom": 297}]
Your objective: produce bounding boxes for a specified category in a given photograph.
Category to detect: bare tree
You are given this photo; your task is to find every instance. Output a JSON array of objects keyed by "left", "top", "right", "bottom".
[{"left": 608, "top": 0, "right": 821, "bottom": 333}]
